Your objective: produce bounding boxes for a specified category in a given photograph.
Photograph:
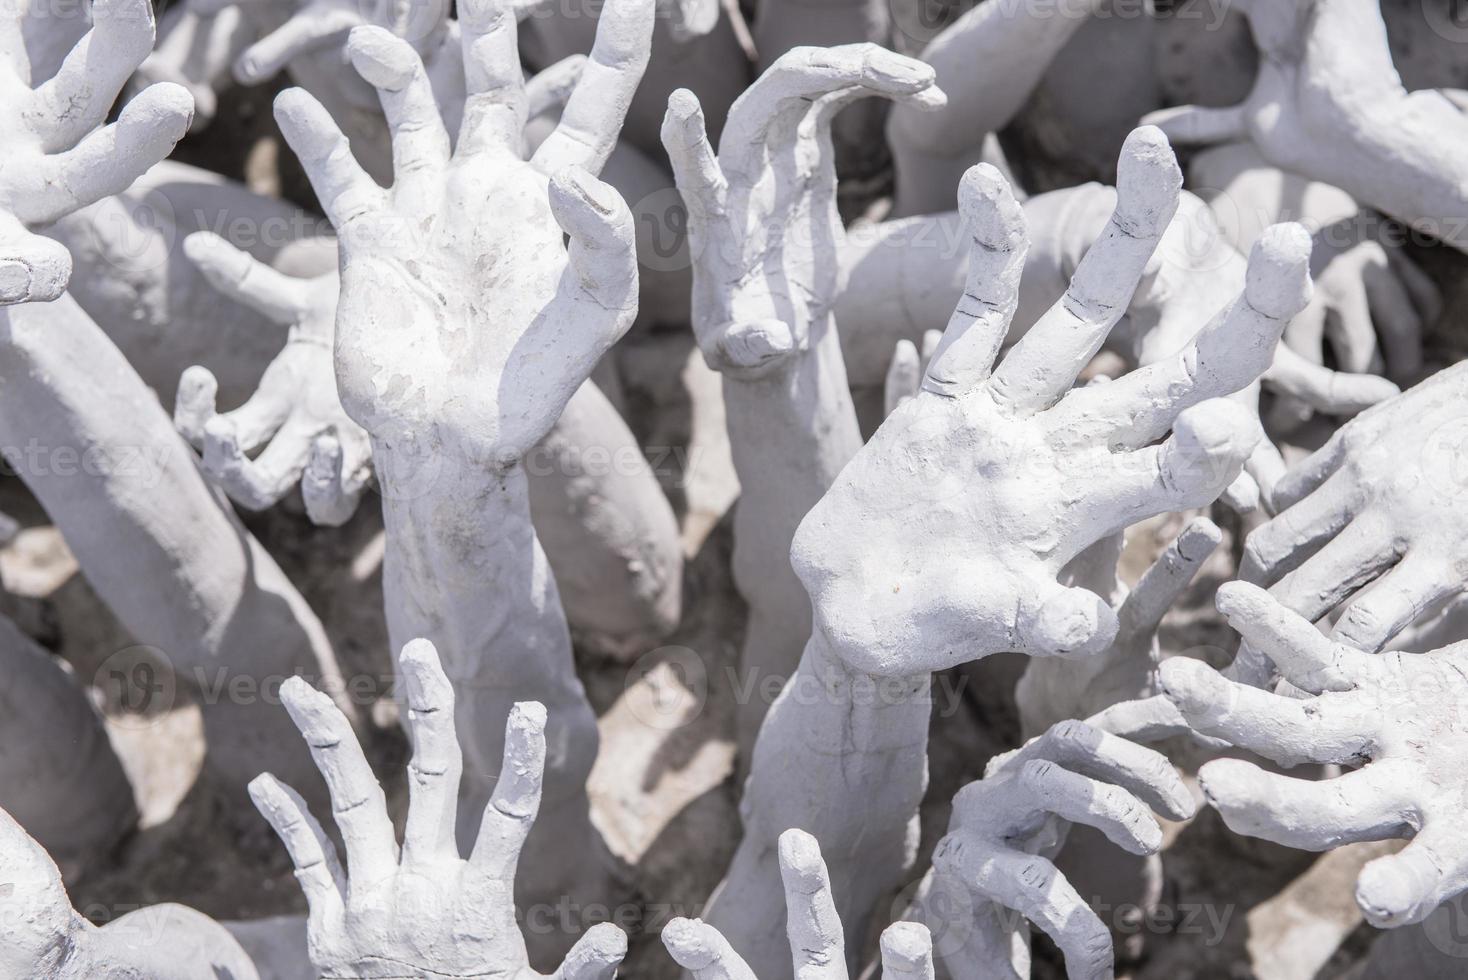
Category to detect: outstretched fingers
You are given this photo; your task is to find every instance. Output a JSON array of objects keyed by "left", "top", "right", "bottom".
[
  {"left": 184, "top": 232, "right": 310, "bottom": 324},
  {"left": 202, "top": 415, "right": 314, "bottom": 510},
  {"left": 1013, "top": 719, "right": 1193, "bottom": 821},
  {"left": 468, "top": 701, "right": 547, "bottom": 880},
  {"left": 1140, "top": 103, "right": 1246, "bottom": 146},
  {"left": 398, "top": 639, "right": 463, "bottom": 866},
  {"left": 1057, "top": 223, "right": 1313, "bottom": 446},
  {"left": 531, "top": 0, "right": 655, "bottom": 176},
  {"left": 661, "top": 88, "right": 728, "bottom": 252},
  {"left": 987, "top": 126, "right": 1180, "bottom": 414},
  {"left": 247, "top": 774, "right": 347, "bottom": 930},
  {"left": 1263, "top": 343, "right": 1400, "bottom": 417},
  {"left": 661, "top": 918, "right": 757, "bottom": 980},
  {"left": 923, "top": 163, "right": 1028, "bottom": 398},
  {"left": 280, "top": 676, "right": 398, "bottom": 881}
]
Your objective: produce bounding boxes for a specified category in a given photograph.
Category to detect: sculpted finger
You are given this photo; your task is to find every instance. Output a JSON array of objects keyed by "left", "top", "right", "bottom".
[
  {"left": 777, "top": 829, "right": 845, "bottom": 980},
  {"left": 923, "top": 163, "right": 1028, "bottom": 398},
  {"left": 1013, "top": 719, "right": 1193, "bottom": 820},
  {"left": 1140, "top": 103, "right": 1246, "bottom": 145},
  {"left": 274, "top": 88, "right": 384, "bottom": 234},
  {"left": 1263, "top": 343, "right": 1400, "bottom": 416},
  {"left": 1239, "top": 471, "right": 1357, "bottom": 586},
  {"left": 0, "top": 218, "right": 72, "bottom": 305},
  {"left": 661, "top": 918, "right": 757, "bottom": 980},
  {"left": 1158, "top": 657, "right": 1374, "bottom": 767},
  {"left": 885, "top": 339, "right": 921, "bottom": 417},
  {"left": 303, "top": 429, "right": 373, "bottom": 527},
  {"left": 202, "top": 415, "right": 313, "bottom": 510},
  {"left": 1117, "top": 517, "right": 1220, "bottom": 639},
  {"left": 937, "top": 840, "right": 1113, "bottom": 980},
  {"left": 525, "top": 54, "right": 587, "bottom": 118},
  {"left": 1269, "top": 515, "right": 1402, "bottom": 623},
  {"left": 1198, "top": 757, "right": 1414, "bottom": 851},
  {"left": 661, "top": 88, "right": 727, "bottom": 252},
  {"left": 531, "top": 0, "right": 655, "bottom": 176},
  {"left": 31, "top": 0, "right": 158, "bottom": 149},
  {"left": 184, "top": 232, "right": 310, "bottom": 323},
  {"left": 174, "top": 365, "right": 220, "bottom": 447},
  {"left": 399, "top": 639, "right": 463, "bottom": 866},
  {"left": 348, "top": 27, "right": 450, "bottom": 207},
  {"left": 1270, "top": 428, "right": 1347, "bottom": 512},
  {"left": 235, "top": 6, "right": 360, "bottom": 85},
  {"left": 1357, "top": 822, "right": 1468, "bottom": 928},
  {"left": 553, "top": 923, "right": 628, "bottom": 980},
  {"left": 469, "top": 701, "right": 546, "bottom": 880},
  {"left": 458, "top": 0, "right": 526, "bottom": 155},
  {"left": 280, "top": 677, "right": 397, "bottom": 880},
  {"left": 1014, "top": 576, "right": 1117, "bottom": 663},
  {"left": 879, "top": 923, "right": 934, "bottom": 980},
  {"left": 1331, "top": 552, "right": 1459, "bottom": 653},
  {"left": 16, "top": 84, "right": 193, "bottom": 226},
  {"left": 1363, "top": 258, "right": 1423, "bottom": 378},
  {"left": 1018, "top": 759, "right": 1163, "bottom": 856},
  {"left": 247, "top": 773, "right": 347, "bottom": 928}
]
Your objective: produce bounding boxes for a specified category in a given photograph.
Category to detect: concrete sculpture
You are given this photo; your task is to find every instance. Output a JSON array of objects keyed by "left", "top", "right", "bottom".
[
  {"left": 705, "top": 128, "right": 1310, "bottom": 977},
  {"left": 663, "top": 41, "right": 943, "bottom": 751},
  {"left": 252, "top": 640, "right": 627, "bottom": 979},
  {"left": 275, "top": 5, "right": 651, "bottom": 940}
]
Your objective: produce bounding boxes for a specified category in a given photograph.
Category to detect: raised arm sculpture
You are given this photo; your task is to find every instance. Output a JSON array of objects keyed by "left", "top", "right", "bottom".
[
  {"left": 276, "top": 6, "right": 651, "bottom": 939},
  {"left": 251, "top": 640, "right": 627, "bottom": 979},
  {"left": 662, "top": 42, "right": 944, "bottom": 752},
  {"left": 705, "top": 128, "right": 1309, "bottom": 978}
]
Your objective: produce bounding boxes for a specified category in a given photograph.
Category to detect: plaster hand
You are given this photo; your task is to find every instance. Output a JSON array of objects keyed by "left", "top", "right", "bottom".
[
  {"left": 1237, "top": 363, "right": 1468, "bottom": 674},
  {"left": 0, "top": 806, "right": 258, "bottom": 980},
  {"left": 0, "top": 0, "right": 193, "bottom": 305},
  {"left": 662, "top": 829, "right": 935, "bottom": 980},
  {"left": 1141, "top": 0, "right": 1468, "bottom": 252},
  {"left": 278, "top": 17, "right": 643, "bottom": 468},
  {"left": 134, "top": 6, "right": 254, "bottom": 126},
  {"left": 1162, "top": 581, "right": 1468, "bottom": 928},
  {"left": 665, "top": 44, "right": 942, "bottom": 381},
  {"left": 905, "top": 719, "right": 1194, "bottom": 980},
  {"left": 1016, "top": 517, "right": 1221, "bottom": 738},
  {"left": 793, "top": 128, "right": 1310, "bottom": 676},
  {"left": 175, "top": 232, "right": 371, "bottom": 525},
  {"left": 251, "top": 640, "right": 627, "bottom": 979}
]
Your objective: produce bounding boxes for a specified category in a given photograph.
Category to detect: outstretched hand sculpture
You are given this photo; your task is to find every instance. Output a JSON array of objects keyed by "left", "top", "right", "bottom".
[
  {"left": 251, "top": 640, "right": 627, "bottom": 979},
  {"left": 277, "top": 4, "right": 651, "bottom": 934},
  {"left": 905, "top": 717, "right": 1195, "bottom": 980},
  {"left": 1234, "top": 363, "right": 1468, "bottom": 682},
  {"left": 664, "top": 829, "right": 934, "bottom": 979},
  {"left": 1143, "top": 0, "right": 1468, "bottom": 252},
  {"left": 663, "top": 41, "right": 943, "bottom": 749},
  {"left": 711, "top": 129, "right": 1305, "bottom": 979},
  {"left": 1163, "top": 581, "right": 1468, "bottom": 929},
  {"left": 176, "top": 232, "right": 371, "bottom": 525},
  {"left": 794, "top": 130, "right": 1306, "bottom": 676},
  {"left": 0, "top": 806, "right": 258, "bottom": 979},
  {"left": 0, "top": 0, "right": 193, "bottom": 304}
]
